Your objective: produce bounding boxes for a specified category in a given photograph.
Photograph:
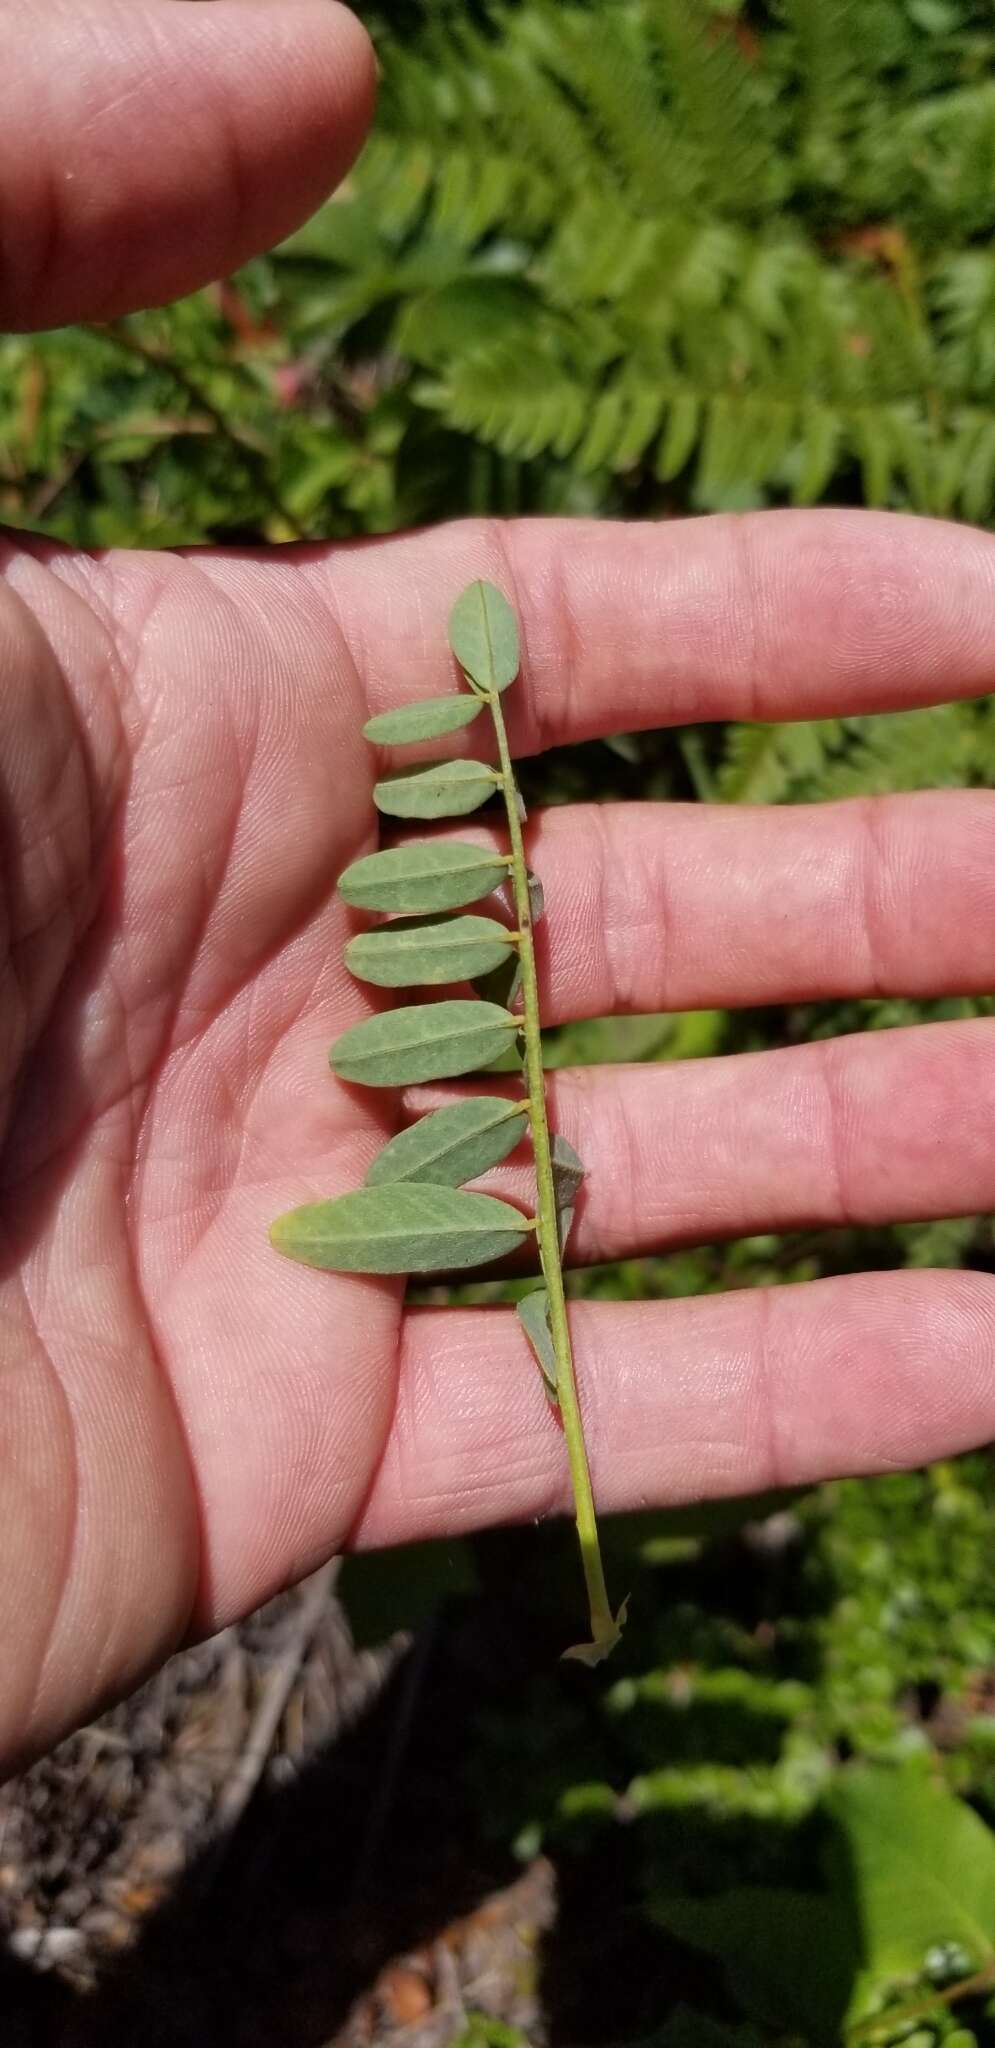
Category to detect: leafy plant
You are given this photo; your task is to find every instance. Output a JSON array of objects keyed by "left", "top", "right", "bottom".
[
  {"left": 271, "top": 580, "right": 624, "bottom": 1663},
  {"left": 655, "top": 1764, "right": 995, "bottom": 2044}
]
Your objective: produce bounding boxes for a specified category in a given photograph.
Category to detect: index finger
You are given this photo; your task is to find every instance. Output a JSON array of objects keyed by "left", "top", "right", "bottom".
[{"left": 323, "top": 509, "right": 995, "bottom": 754}]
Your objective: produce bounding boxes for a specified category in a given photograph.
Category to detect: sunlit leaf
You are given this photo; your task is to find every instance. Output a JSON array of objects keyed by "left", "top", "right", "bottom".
[
  {"left": 367, "top": 1095, "right": 528, "bottom": 1187},
  {"left": 517, "top": 1286, "right": 558, "bottom": 1404},
  {"left": 827, "top": 1767, "right": 995, "bottom": 2024},
  {"left": 271, "top": 1182, "right": 531, "bottom": 1273},
  {"left": 338, "top": 842, "right": 510, "bottom": 915},
  {"left": 330, "top": 999, "right": 519, "bottom": 1085},
  {"left": 346, "top": 914, "right": 516, "bottom": 987},
  {"left": 448, "top": 579, "right": 520, "bottom": 693},
  {"left": 363, "top": 695, "right": 483, "bottom": 745},
  {"left": 374, "top": 758, "right": 500, "bottom": 819}
]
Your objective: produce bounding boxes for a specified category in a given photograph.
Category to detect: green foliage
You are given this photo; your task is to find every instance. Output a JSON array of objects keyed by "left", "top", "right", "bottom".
[
  {"left": 656, "top": 1765, "right": 995, "bottom": 2042},
  {"left": 329, "top": 997, "right": 519, "bottom": 1084},
  {"left": 373, "top": 755, "right": 501, "bottom": 818},
  {"left": 346, "top": 912, "right": 517, "bottom": 986},
  {"left": 517, "top": 1285, "right": 559, "bottom": 1401},
  {"left": 366, "top": 1096, "right": 528, "bottom": 1185},
  {"left": 338, "top": 841, "right": 511, "bottom": 914},
  {"left": 448, "top": 579, "right": 521, "bottom": 693},
  {"left": 10, "top": 0, "right": 995, "bottom": 2033},
  {"left": 8, "top": 2, "right": 995, "bottom": 543},
  {"left": 364, "top": 692, "right": 484, "bottom": 743},
  {"left": 269, "top": 1181, "right": 531, "bottom": 1272}
]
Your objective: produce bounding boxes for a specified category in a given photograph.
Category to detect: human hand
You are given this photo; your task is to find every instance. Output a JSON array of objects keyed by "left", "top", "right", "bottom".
[{"left": 6, "top": 1, "right": 995, "bottom": 1778}]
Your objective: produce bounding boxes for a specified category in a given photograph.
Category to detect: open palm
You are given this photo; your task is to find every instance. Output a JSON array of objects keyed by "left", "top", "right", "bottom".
[{"left": 5, "top": 0, "right": 995, "bottom": 1776}]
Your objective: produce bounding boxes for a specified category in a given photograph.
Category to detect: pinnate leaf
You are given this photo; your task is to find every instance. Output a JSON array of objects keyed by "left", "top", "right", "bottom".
[
  {"left": 367, "top": 1096, "right": 528, "bottom": 1187},
  {"left": 517, "top": 1287, "right": 558, "bottom": 1404},
  {"left": 363, "top": 695, "right": 482, "bottom": 745},
  {"left": 338, "top": 842, "right": 509, "bottom": 915},
  {"left": 330, "top": 999, "right": 518, "bottom": 1086},
  {"left": 448, "top": 580, "right": 520, "bottom": 694},
  {"left": 271, "top": 1183, "right": 531, "bottom": 1274},
  {"left": 346, "top": 915, "right": 517, "bottom": 988},
  {"left": 374, "top": 758, "right": 499, "bottom": 820}
]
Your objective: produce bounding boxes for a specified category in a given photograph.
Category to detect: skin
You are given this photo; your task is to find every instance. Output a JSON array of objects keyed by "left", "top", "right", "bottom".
[{"left": 3, "top": 0, "right": 995, "bottom": 1777}]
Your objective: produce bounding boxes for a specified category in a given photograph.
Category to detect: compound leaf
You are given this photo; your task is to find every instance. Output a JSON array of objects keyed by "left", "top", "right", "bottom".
[
  {"left": 448, "top": 579, "right": 520, "bottom": 694},
  {"left": 330, "top": 999, "right": 518, "bottom": 1086},
  {"left": 367, "top": 1095, "right": 528, "bottom": 1187},
  {"left": 517, "top": 1287, "right": 559, "bottom": 1404},
  {"left": 338, "top": 842, "right": 509, "bottom": 915},
  {"left": 346, "top": 914, "right": 516, "bottom": 988},
  {"left": 363, "top": 695, "right": 482, "bottom": 745},
  {"left": 271, "top": 1183, "right": 531, "bottom": 1274},
  {"left": 374, "top": 758, "right": 499, "bottom": 820}
]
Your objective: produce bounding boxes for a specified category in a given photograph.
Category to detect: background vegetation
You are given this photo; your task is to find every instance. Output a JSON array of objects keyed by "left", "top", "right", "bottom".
[{"left": 5, "top": 2, "right": 995, "bottom": 2040}]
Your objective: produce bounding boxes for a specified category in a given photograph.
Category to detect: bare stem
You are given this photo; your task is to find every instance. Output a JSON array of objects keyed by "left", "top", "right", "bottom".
[{"left": 488, "top": 691, "right": 615, "bottom": 1646}]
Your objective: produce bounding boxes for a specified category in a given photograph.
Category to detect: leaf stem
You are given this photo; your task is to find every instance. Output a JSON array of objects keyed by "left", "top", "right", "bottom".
[{"left": 488, "top": 690, "right": 616, "bottom": 1647}]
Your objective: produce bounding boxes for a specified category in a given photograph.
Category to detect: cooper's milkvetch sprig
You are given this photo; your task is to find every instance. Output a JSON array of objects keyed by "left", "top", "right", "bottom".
[{"left": 270, "top": 581, "right": 624, "bottom": 1664}]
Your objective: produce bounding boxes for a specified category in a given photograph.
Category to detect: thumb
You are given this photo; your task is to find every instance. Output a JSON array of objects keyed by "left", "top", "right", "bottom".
[{"left": 0, "top": 0, "right": 376, "bottom": 331}]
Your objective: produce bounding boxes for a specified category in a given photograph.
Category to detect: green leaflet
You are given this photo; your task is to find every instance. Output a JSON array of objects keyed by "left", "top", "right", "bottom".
[
  {"left": 374, "top": 758, "right": 500, "bottom": 820},
  {"left": 448, "top": 579, "right": 520, "bottom": 694},
  {"left": 337, "top": 842, "right": 510, "bottom": 914},
  {"left": 346, "top": 914, "right": 517, "bottom": 988},
  {"left": 330, "top": 999, "right": 519, "bottom": 1086},
  {"left": 517, "top": 1287, "right": 559, "bottom": 1404},
  {"left": 551, "top": 1133, "right": 586, "bottom": 1252},
  {"left": 363, "top": 695, "right": 482, "bottom": 745},
  {"left": 367, "top": 1095, "right": 528, "bottom": 1187},
  {"left": 270, "top": 1183, "right": 531, "bottom": 1274},
  {"left": 472, "top": 948, "right": 524, "bottom": 1011}
]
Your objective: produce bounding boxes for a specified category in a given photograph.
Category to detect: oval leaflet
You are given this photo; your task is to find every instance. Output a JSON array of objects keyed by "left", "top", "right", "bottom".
[
  {"left": 330, "top": 999, "right": 519, "bottom": 1086},
  {"left": 367, "top": 1095, "right": 528, "bottom": 1187},
  {"left": 271, "top": 1182, "right": 532, "bottom": 1274},
  {"left": 374, "top": 758, "right": 499, "bottom": 821},
  {"left": 448, "top": 580, "right": 520, "bottom": 694},
  {"left": 338, "top": 842, "right": 510, "bottom": 915},
  {"left": 363, "top": 695, "right": 482, "bottom": 746},
  {"left": 346, "top": 914, "right": 516, "bottom": 988}
]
